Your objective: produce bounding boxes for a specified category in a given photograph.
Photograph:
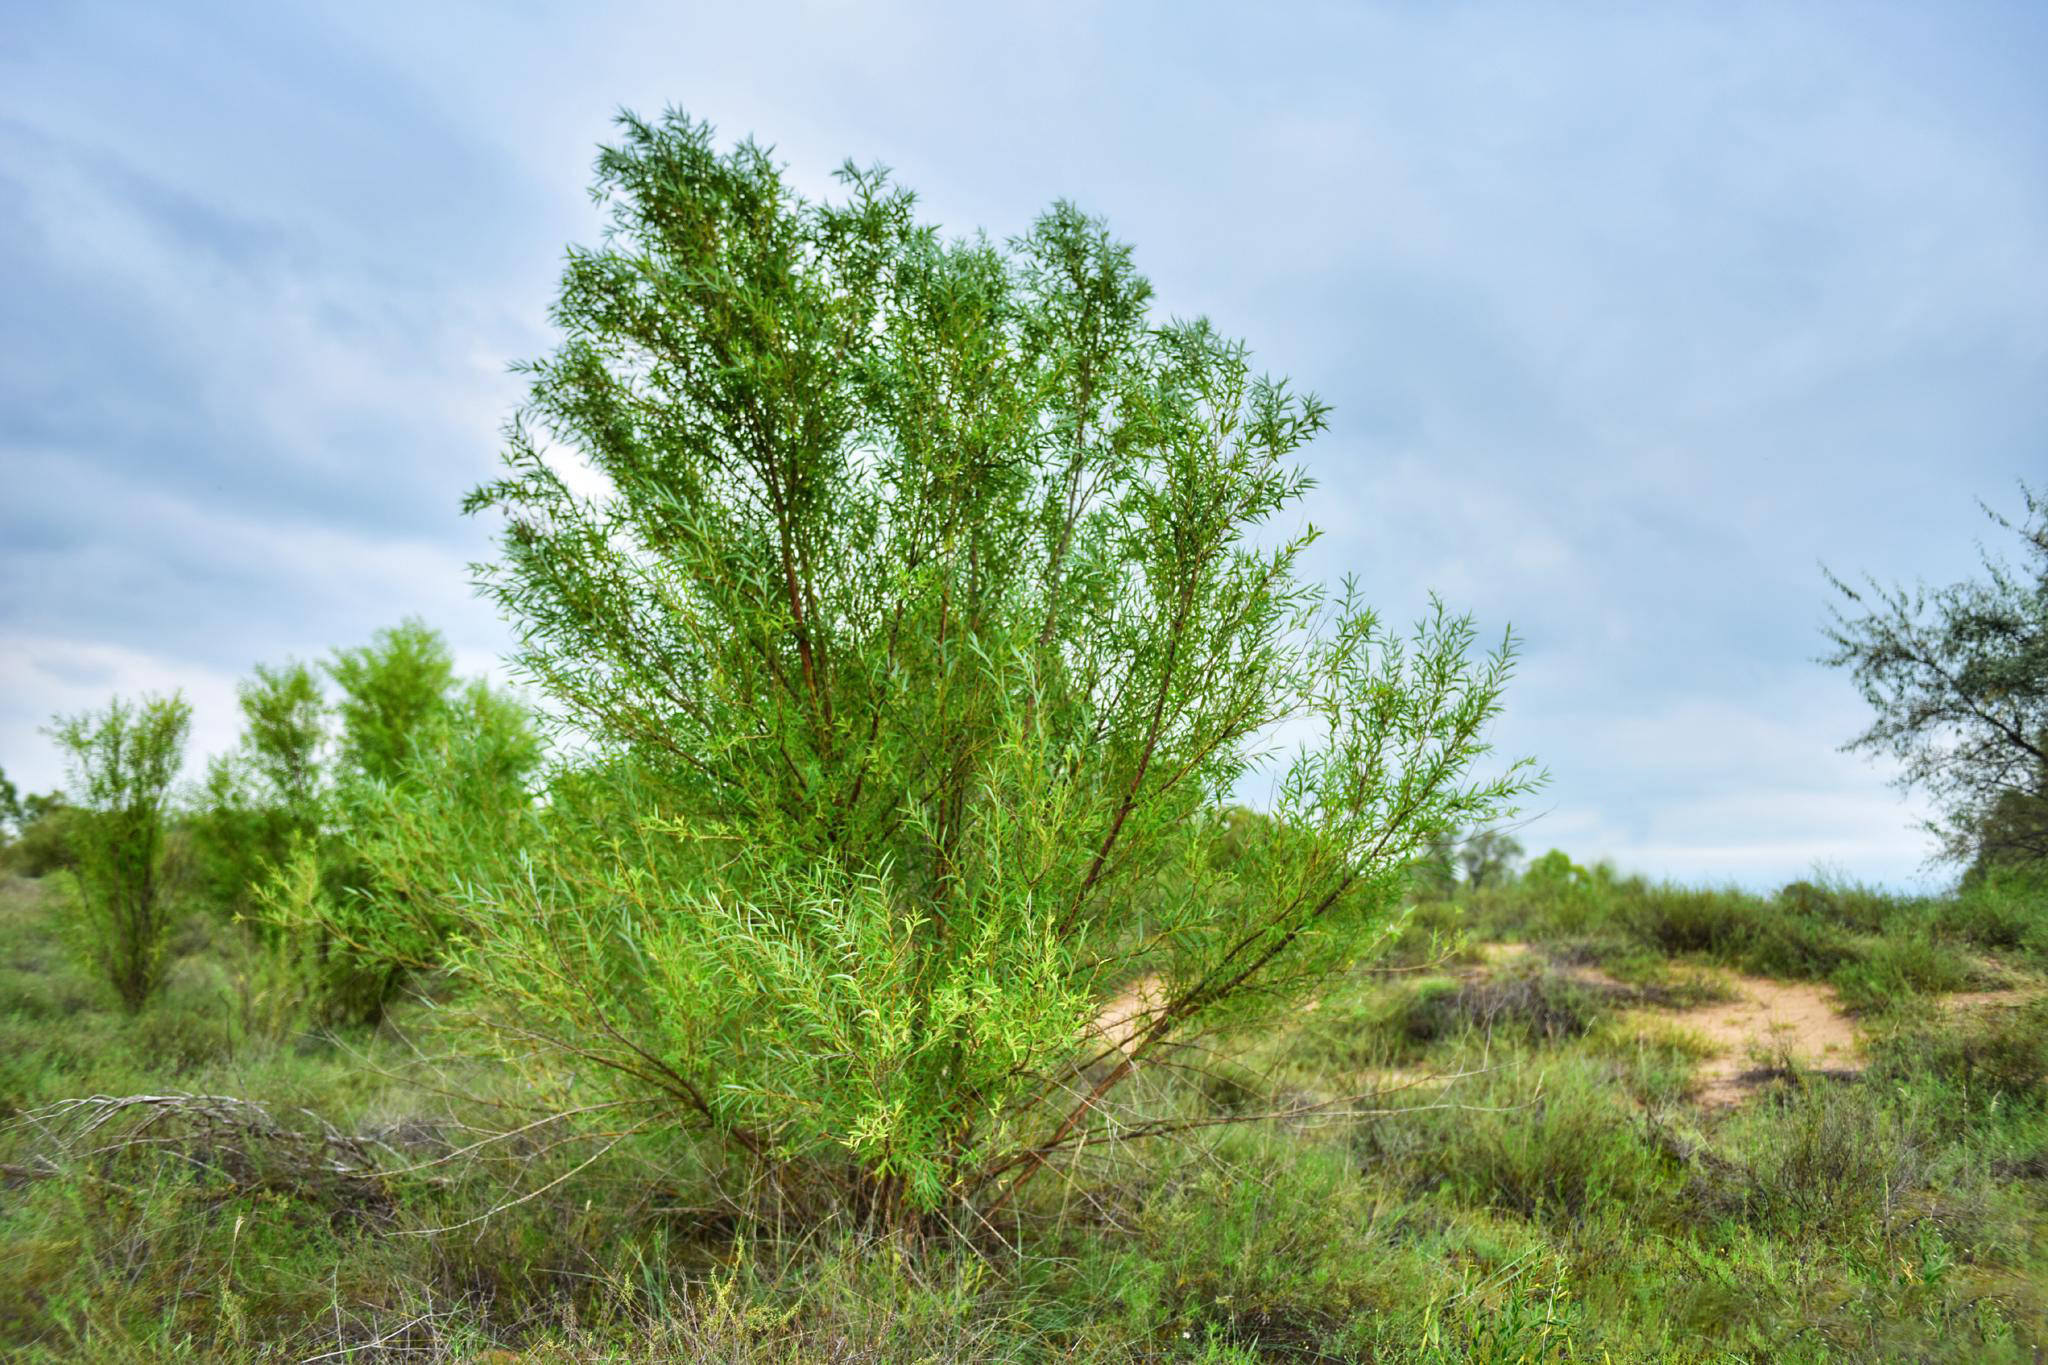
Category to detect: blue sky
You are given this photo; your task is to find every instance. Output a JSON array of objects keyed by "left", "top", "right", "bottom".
[{"left": 3, "top": 2, "right": 2043, "bottom": 888}]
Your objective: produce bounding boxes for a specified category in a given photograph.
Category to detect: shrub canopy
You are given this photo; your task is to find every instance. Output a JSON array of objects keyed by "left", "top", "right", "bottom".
[{"left": 356, "top": 111, "right": 1536, "bottom": 1217}]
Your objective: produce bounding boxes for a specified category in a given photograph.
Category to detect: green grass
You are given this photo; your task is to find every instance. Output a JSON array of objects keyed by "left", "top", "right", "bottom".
[
  {"left": 0, "top": 868, "right": 2045, "bottom": 1360},
  {"left": 1460, "top": 860, "right": 2043, "bottom": 1016}
]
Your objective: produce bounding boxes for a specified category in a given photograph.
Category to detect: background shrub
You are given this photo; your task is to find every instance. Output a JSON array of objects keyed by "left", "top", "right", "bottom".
[{"left": 46, "top": 693, "right": 191, "bottom": 1012}]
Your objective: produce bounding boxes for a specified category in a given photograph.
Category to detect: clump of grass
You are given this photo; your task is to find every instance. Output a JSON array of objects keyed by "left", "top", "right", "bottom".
[
  {"left": 1587, "top": 1017, "right": 1719, "bottom": 1107},
  {"left": 1570, "top": 948, "right": 1741, "bottom": 1008},
  {"left": 1831, "top": 932, "right": 1987, "bottom": 1015},
  {"left": 1434, "top": 1064, "right": 1678, "bottom": 1220},
  {"left": 1399, "top": 967, "right": 1619, "bottom": 1048},
  {"left": 1079, "top": 1128, "right": 1378, "bottom": 1350},
  {"left": 1727, "top": 1081, "right": 1932, "bottom": 1240},
  {"left": 1872, "top": 997, "right": 2048, "bottom": 1109},
  {"left": 1351, "top": 1057, "right": 1676, "bottom": 1221}
]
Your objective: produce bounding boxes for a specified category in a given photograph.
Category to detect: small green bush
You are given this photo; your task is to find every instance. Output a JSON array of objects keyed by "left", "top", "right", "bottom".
[
  {"left": 1355, "top": 1060, "right": 1673, "bottom": 1222},
  {"left": 1619, "top": 886, "right": 1759, "bottom": 956},
  {"left": 1436, "top": 1064, "right": 1674, "bottom": 1219},
  {"left": 1108, "top": 1131, "right": 1377, "bottom": 1346},
  {"left": 140, "top": 971, "right": 242, "bottom": 1073},
  {"left": 1708, "top": 1083, "right": 1931, "bottom": 1243},
  {"left": 1398, "top": 966, "right": 1614, "bottom": 1048},
  {"left": 1738, "top": 908, "right": 1862, "bottom": 979},
  {"left": 1831, "top": 932, "right": 1983, "bottom": 1014},
  {"left": 252, "top": 633, "right": 541, "bottom": 1027},
  {"left": 1939, "top": 865, "right": 2048, "bottom": 958},
  {"left": 46, "top": 693, "right": 192, "bottom": 1012}
]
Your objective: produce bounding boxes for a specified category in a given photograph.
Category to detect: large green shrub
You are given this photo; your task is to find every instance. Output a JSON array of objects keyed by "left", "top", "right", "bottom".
[
  {"left": 327, "top": 111, "right": 1536, "bottom": 1221},
  {"left": 46, "top": 693, "right": 192, "bottom": 1011},
  {"left": 1940, "top": 862, "right": 2048, "bottom": 957},
  {"left": 326, "top": 619, "right": 458, "bottom": 786}
]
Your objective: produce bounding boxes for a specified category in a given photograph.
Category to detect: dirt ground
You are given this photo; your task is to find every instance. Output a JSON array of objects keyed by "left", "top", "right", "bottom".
[
  {"left": 1482, "top": 942, "right": 1856, "bottom": 1106},
  {"left": 1677, "top": 974, "right": 1862, "bottom": 1107},
  {"left": 1089, "top": 974, "right": 1167, "bottom": 1055},
  {"left": 1480, "top": 942, "right": 1863, "bottom": 1106},
  {"left": 1090, "top": 947, "right": 2039, "bottom": 1109}
]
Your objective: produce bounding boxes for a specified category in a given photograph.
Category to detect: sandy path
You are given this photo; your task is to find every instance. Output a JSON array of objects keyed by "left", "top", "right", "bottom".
[
  {"left": 1676, "top": 973, "right": 2041, "bottom": 1106},
  {"left": 1468, "top": 946, "right": 1863, "bottom": 1107},
  {"left": 1485, "top": 947, "right": 1862, "bottom": 1107},
  {"left": 1677, "top": 974, "right": 1861, "bottom": 1107}
]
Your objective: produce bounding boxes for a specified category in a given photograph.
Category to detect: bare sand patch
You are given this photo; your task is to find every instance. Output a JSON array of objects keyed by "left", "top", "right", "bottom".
[
  {"left": 1469, "top": 946, "right": 1863, "bottom": 1107},
  {"left": 1467, "top": 948, "right": 1861, "bottom": 1107},
  {"left": 1088, "top": 974, "right": 1167, "bottom": 1055},
  {"left": 1675, "top": 974, "right": 1861, "bottom": 1108}
]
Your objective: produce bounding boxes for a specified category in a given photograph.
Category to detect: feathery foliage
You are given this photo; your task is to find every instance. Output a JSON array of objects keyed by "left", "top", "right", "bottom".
[
  {"left": 270, "top": 626, "right": 541, "bottom": 1025},
  {"left": 338, "top": 110, "right": 1537, "bottom": 1219},
  {"left": 191, "top": 660, "right": 329, "bottom": 924},
  {"left": 327, "top": 619, "right": 458, "bottom": 787},
  {"left": 45, "top": 693, "right": 192, "bottom": 1011}
]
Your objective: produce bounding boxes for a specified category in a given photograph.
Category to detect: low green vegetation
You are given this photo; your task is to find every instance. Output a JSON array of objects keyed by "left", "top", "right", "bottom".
[
  {"left": 1446, "top": 849, "right": 2046, "bottom": 1019},
  {"left": 1, "top": 855, "right": 2043, "bottom": 1360}
]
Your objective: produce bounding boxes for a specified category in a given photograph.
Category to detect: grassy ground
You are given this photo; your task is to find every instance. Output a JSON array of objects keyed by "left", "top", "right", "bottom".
[{"left": 1, "top": 864, "right": 2045, "bottom": 1361}]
